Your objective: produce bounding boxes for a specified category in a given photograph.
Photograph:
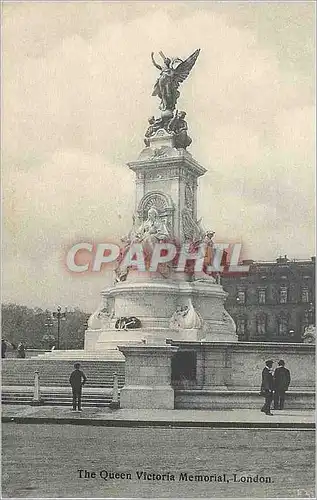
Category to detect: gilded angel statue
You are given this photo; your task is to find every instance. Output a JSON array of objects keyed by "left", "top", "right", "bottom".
[{"left": 151, "top": 49, "right": 200, "bottom": 112}]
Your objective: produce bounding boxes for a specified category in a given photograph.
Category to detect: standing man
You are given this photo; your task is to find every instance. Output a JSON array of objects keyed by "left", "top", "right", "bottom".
[
  {"left": 69, "top": 363, "right": 87, "bottom": 412},
  {"left": 260, "top": 360, "right": 274, "bottom": 415},
  {"left": 2, "top": 339, "right": 7, "bottom": 359},
  {"left": 274, "top": 360, "right": 291, "bottom": 410}
]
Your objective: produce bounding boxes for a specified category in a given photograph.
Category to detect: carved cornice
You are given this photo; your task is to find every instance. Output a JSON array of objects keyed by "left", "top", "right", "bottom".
[{"left": 128, "top": 155, "right": 207, "bottom": 179}]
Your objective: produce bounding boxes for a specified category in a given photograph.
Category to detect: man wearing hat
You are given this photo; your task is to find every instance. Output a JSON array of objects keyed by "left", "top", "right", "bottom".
[
  {"left": 273, "top": 360, "right": 291, "bottom": 410},
  {"left": 260, "top": 360, "right": 274, "bottom": 415}
]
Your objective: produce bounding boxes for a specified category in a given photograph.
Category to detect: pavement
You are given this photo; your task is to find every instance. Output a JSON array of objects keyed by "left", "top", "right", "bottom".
[{"left": 2, "top": 404, "right": 315, "bottom": 429}]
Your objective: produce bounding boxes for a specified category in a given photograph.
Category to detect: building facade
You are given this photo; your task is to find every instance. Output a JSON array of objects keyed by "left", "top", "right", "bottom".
[{"left": 222, "top": 256, "right": 315, "bottom": 342}]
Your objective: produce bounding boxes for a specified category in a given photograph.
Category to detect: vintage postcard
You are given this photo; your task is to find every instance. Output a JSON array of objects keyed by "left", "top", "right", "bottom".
[{"left": 2, "top": 1, "right": 315, "bottom": 499}]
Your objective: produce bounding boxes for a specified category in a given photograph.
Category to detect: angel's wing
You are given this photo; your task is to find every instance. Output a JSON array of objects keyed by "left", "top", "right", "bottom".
[{"left": 173, "top": 49, "right": 200, "bottom": 85}]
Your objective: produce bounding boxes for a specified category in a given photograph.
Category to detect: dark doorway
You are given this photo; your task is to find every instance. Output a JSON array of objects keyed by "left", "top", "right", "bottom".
[{"left": 171, "top": 351, "right": 197, "bottom": 385}]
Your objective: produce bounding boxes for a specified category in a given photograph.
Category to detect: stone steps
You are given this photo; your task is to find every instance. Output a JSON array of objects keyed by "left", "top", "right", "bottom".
[
  {"left": 2, "top": 359, "right": 126, "bottom": 389},
  {"left": 2, "top": 379, "right": 125, "bottom": 388},
  {"left": 32, "top": 349, "right": 125, "bottom": 361},
  {"left": 1, "top": 390, "right": 114, "bottom": 407}
]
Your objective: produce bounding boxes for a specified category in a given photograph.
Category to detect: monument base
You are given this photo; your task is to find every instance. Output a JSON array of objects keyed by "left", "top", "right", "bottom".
[
  {"left": 120, "top": 386, "right": 175, "bottom": 409},
  {"left": 85, "top": 278, "right": 238, "bottom": 353}
]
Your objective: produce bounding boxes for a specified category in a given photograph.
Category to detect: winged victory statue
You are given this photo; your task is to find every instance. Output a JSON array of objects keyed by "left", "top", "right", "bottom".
[{"left": 151, "top": 49, "right": 200, "bottom": 113}]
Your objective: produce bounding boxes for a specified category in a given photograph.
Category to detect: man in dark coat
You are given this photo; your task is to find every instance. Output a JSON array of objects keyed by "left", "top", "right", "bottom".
[
  {"left": 273, "top": 360, "right": 291, "bottom": 410},
  {"left": 2, "top": 339, "right": 7, "bottom": 358},
  {"left": 69, "top": 363, "right": 87, "bottom": 412},
  {"left": 260, "top": 360, "right": 274, "bottom": 415}
]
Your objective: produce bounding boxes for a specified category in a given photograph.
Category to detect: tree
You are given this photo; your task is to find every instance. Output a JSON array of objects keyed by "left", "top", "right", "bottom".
[{"left": 1, "top": 303, "right": 90, "bottom": 349}]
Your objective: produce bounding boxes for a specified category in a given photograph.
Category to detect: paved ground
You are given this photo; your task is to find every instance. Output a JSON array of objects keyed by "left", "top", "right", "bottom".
[
  {"left": 2, "top": 423, "right": 315, "bottom": 498},
  {"left": 2, "top": 404, "right": 315, "bottom": 428}
]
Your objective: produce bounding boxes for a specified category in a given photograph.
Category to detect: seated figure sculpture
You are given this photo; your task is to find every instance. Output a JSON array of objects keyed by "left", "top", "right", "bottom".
[
  {"left": 134, "top": 207, "right": 169, "bottom": 253},
  {"left": 144, "top": 116, "right": 163, "bottom": 146},
  {"left": 115, "top": 207, "right": 170, "bottom": 278},
  {"left": 167, "top": 110, "right": 192, "bottom": 149},
  {"left": 170, "top": 300, "right": 202, "bottom": 330},
  {"left": 143, "top": 110, "right": 192, "bottom": 150}
]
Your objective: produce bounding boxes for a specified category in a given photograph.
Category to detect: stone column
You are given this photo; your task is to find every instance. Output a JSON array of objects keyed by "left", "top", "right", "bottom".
[
  {"left": 31, "top": 370, "right": 43, "bottom": 405},
  {"left": 109, "top": 372, "right": 120, "bottom": 409},
  {"left": 118, "top": 345, "right": 178, "bottom": 409}
]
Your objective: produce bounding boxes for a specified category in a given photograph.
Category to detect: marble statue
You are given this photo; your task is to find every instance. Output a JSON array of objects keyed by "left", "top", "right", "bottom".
[
  {"left": 114, "top": 208, "right": 170, "bottom": 276},
  {"left": 182, "top": 209, "right": 205, "bottom": 243},
  {"left": 203, "top": 231, "right": 215, "bottom": 272},
  {"left": 99, "top": 308, "right": 115, "bottom": 329},
  {"left": 302, "top": 324, "right": 316, "bottom": 344},
  {"left": 114, "top": 266, "right": 129, "bottom": 283},
  {"left": 170, "top": 299, "right": 203, "bottom": 330},
  {"left": 87, "top": 308, "right": 102, "bottom": 330},
  {"left": 87, "top": 306, "right": 114, "bottom": 330},
  {"left": 134, "top": 207, "right": 169, "bottom": 252},
  {"left": 151, "top": 49, "right": 200, "bottom": 112},
  {"left": 170, "top": 305, "right": 189, "bottom": 329},
  {"left": 204, "top": 231, "right": 215, "bottom": 245},
  {"left": 114, "top": 216, "right": 139, "bottom": 283}
]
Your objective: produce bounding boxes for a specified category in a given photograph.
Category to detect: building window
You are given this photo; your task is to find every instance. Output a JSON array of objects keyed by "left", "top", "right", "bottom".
[
  {"left": 256, "top": 314, "right": 267, "bottom": 335},
  {"left": 277, "top": 316, "right": 288, "bottom": 336},
  {"left": 279, "top": 287, "right": 288, "bottom": 304},
  {"left": 237, "top": 289, "right": 246, "bottom": 304},
  {"left": 236, "top": 317, "right": 247, "bottom": 339},
  {"left": 301, "top": 287, "right": 309, "bottom": 303},
  {"left": 258, "top": 289, "right": 266, "bottom": 304}
]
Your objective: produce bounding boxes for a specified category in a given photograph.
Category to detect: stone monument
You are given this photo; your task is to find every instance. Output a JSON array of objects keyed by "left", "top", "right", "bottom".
[
  {"left": 85, "top": 48, "right": 237, "bottom": 358},
  {"left": 30, "top": 49, "right": 315, "bottom": 411}
]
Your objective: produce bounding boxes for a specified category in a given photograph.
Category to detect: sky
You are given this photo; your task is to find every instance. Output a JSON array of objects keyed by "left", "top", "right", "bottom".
[{"left": 2, "top": 1, "right": 315, "bottom": 312}]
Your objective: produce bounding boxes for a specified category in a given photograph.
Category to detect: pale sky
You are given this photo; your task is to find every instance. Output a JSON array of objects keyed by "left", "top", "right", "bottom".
[{"left": 2, "top": 1, "right": 315, "bottom": 312}]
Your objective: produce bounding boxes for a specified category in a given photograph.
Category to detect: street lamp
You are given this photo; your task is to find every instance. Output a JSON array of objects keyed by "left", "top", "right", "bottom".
[{"left": 52, "top": 306, "right": 67, "bottom": 349}]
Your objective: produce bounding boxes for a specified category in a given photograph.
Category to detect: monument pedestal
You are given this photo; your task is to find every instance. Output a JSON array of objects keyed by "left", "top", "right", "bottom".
[
  {"left": 84, "top": 277, "right": 238, "bottom": 353},
  {"left": 118, "top": 344, "right": 178, "bottom": 409}
]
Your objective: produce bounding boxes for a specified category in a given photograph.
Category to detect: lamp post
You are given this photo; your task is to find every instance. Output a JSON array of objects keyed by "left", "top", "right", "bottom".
[{"left": 52, "top": 306, "right": 67, "bottom": 349}]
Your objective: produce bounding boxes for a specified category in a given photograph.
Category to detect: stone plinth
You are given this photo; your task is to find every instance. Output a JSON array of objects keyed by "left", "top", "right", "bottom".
[
  {"left": 85, "top": 328, "right": 145, "bottom": 352},
  {"left": 118, "top": 344, "right": 178, "bottom": 409}
]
